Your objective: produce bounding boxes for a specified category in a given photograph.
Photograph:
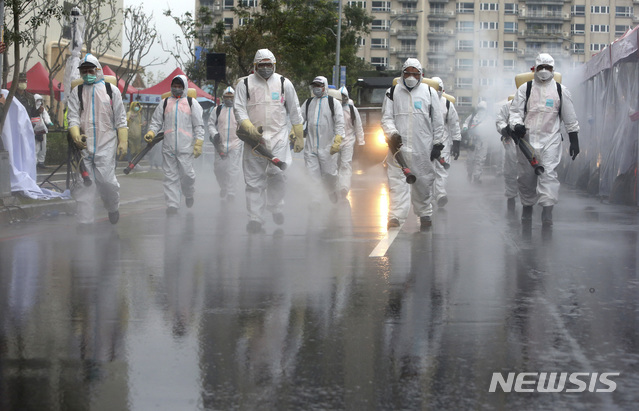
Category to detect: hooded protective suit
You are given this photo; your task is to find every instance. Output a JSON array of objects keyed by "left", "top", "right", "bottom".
[
  {"left": 381, "top": 58, "right": 445, "bottom": 222},
  {"left": 302, "top": 76, "right": 345, "bottom": 202},
  {"left": 67, "top": 54, "right": 128, "bottom": 224},
  {"left": 209, "top": 86, "right": 242, "bottom": 199},
  {"left": 336, "top": 86, "right": 364, "bottom": 195},
  {"left": 430, "top": 77, "right": 461, "bottom": 204},
  {"left": 509, "top": 53, "right": 579, "bottom": 207},
  {"left": 463, "top": 100, "right": 491, "bottom": 183},
  {"left": 33, "top": 93, "right": 52, "bottom": 165},
  {"left": 127, "top": 101, "right": 143, "bottom": 158},
  {"left": 495, "top": 100, "right": 518, "bottom": 199},
  {"left": 148, "top": 74, "right": 205, "bottom": 209},
  {"left": 234, "top": 49, "right": 303, "bottom": 225}
]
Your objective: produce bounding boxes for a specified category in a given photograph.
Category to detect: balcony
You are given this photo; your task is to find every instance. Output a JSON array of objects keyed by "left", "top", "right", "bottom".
[
  {"left": 427, "top": 47, "right": 454, "bottom": 58},
  {"left": 427, "top": 28, "right": 454, "bottom": 39},
  {"left": 428, "top": 11, "right": 455, "bottom": 22},
  {"left": 523, "top": 0, "right": 568, "bottom": 4},
  {"left": 397, "top": 29, "right": 419, "bottom": 40},
  {"left": 519, "top": 10, "right": 571, "bottom": 22},
  {"left": 397, "top": 48, "right": 419, "bottom": 59},
  {"left": 518, "top": 30, "right": 567, "bottom": 41},
  {"left": 396, "top": 13, "right": 420, "bottom": 22}
]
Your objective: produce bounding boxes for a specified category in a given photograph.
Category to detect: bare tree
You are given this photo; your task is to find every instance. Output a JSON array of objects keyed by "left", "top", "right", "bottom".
[
  {"left": 116, "top": 5, "right": 166, "bottom": 97},
  {"left": 160, "top": 9, "right": 197, "bottom": 73},
  {"left": 77, "top": 0, "right": 121, "bottom": 60}
]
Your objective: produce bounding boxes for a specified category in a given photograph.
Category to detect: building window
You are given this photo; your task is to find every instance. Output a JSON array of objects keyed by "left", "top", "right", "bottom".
[
  {"left": 591, "top": 25, "right": 609, "bottom": 33},
  {"left": 479, "top": 22, "right": 498, "bottom": 30},
  {"left": 358, "top": 38, "right": 366, "bottom": 46},
  {"left": 615, "top": 6, "right": 633, "bottom": 17},
  {"left": 571, "top": 24, "right": 585, "bottom": 35},
  {"left": 348, "top": 1, "right": 367, "bottom": 8},
  {"left": 371, "top": 57, "right": 388, "bottom": 67},
  {"left": 571, "top": 5, "right": 585, "bottom": 16},
  {"left": 591, "top": 6, "right": 609, "bottom": 14},
  {"left": 479, "top": 59, "right": 497, "bottom": 67},
  {"left": 455, "top": 58, "right": 473, "bottom": 70},
  {"left": 590, "top": 43, "right": 607, "bottom": 52},
  {"left": 371, "top": 1, "right": 390, "bottom": 12},
  {"left": 480, "top": 3, "right": 498, "bottom": 11},
  {"left": 224, "top": 18, "right": 233, "bottom": 30},
  {"left": 371, "top": 19, "right": 389, "bottom": 30},
  {"left": 479, "top": 78, "right": 495, "bottom": 86},
  {"left": 572, "top": 43, "right": 585, "bottom": 54},
  {"left": 615, "top": 25, "right": 632, "bottom": 36},
  {"left": 456, "top": 21, "right": 474, "bottom": 32},
  {"left": 239, "top": 17, "right": 252, "bottom": 26},
  {"left": 239, "top": 0, "right": 258, "bottom": 6},
  {"left": 224, "top": 0, "right": 234, "bottom": 10},
  {"left": 503, "top": 59, "right": 515, "bottom": 70},
  {"left": 456, "top": 40, "right": 474, "bottom": 51},
  {"left": 455, "top": 78, "right": 473, "bottom": 89},
  {"left": 457, "top": 96, "right": 473, "bottom": 107},
  {"left": 401, "top": 39, "right": 417, "bottom": 51},
  {"left": 480, "top": 40, "right": 498, "bottom": 48},
  {"left": 503, "top": 40, "right": 517, "bottom": 52},
  {"left": 371, "top": 38, "right": 387, "bottom": 49},
  {"left": 504, "top": 3, "right": 517, "bottom": 15},
  {"left": 456, "top": 3, "right": 475, "bottom": 14},
  {"left": 430, "top": 41, "right": 446, "bottom": 52},
  {"left": 504, "top": 22, "right": 517, "bottom": 33}
]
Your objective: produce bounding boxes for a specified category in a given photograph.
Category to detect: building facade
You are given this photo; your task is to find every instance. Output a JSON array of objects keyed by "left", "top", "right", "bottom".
[{"left": 198, "top": 0, "right": 638, "bottom": 110}]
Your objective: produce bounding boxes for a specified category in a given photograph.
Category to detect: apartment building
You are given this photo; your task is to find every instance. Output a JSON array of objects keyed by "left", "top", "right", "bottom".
[{"left": 198, "top": 0, "right": 638, "bottom": 109}]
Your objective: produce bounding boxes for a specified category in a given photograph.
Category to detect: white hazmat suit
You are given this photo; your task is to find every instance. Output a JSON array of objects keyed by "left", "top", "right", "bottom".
[
  {"left": 33, "top": 94, "right": 52, "bottom": 166},
  {"left": 381, "top": 58, "right": 445, "bottom": 225},
  {"left": 209, "top": 86, "right": 242, "bottom": 199},
  {"left": 234, "top": 49, "right": 303, "bottom": 227},
  {"left": 463, "top": 101, "right": 490, "bottom": 183},
  {"left": 509, "top": 54, "right": 579, "bottom": 209},
  {"left": 148, "top": 74, "right": 205, "bottom": 210},
  {"left": 430, "top": 77, "right": 461, "bottom": 206},
  {"left": 302, "top": 76, "right": 345, "bottom": 202},
  {"left": 335, "top": 86, "right": 364, "bottom": 197},
  {"left": 495, "top": 100, "right": 519, "bottom": 201},
  {"left": 67, "top": 54, "right": 128, "bottom": 224}
]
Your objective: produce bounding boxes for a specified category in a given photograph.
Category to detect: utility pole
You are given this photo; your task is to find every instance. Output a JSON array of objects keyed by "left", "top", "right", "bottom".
[{"left": 0, "top": 0, "right": 12, "bottom": 199}]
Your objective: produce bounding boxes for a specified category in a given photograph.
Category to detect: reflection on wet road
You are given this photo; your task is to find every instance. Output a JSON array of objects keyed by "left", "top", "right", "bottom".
[{"left": 0, "top": 161, "right": 638, "bottom": 410}]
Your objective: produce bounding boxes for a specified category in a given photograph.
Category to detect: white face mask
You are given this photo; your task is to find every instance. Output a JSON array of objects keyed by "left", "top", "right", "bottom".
[
  {"left": 312, "top": 87, "right": 323, "bottom": 98},
  {"left": 404, "top": 77, "right": 419, "bottom": 89},
  {"left": 536, "top": 69, "right": 553, "bottom": 81},
  {"left": 437, "top": 91, "right": 443, "bottom": 99}
]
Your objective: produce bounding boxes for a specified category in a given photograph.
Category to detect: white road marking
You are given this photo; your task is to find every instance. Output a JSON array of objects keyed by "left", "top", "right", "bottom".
[{"left": 369, "top": 227, "right": 402, "bottom": 257}]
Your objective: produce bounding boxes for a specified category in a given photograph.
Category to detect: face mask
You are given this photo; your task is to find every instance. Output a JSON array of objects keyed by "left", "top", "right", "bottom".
[
  {"left": 403, "top": 77, "right": 419, "bottom": 89},
  {"left": 36, "top": 101, "right": 42, "bottom": 109},
  {"left": 223, "top": 98, "right": 234, "bottom": 107},
  {"left": 312, "top": 87, "right": 323, "bottom": 98},
  {"left": 342, "top": 98, "right": 349, "bottom": 106},
  {"left": 18, "top": 83, "right": 27, "bottom": 90},
  {"left": 437, "top": 91, "right": 443, "bottom": 99},
  {"left": 171, "top": 87, "right": 183, "bottom": 97},
  {"left": 536, "top": 69, "right": 553, "bottom": 81},
  {"left": 257, "top": 67, "right": 273, "bottom": 79},
  {"left": 133, "top": 106, "right": 140, "bottom": 112},
  {"left": 82, "top": 74, "right": 96, "bottom": 84}
]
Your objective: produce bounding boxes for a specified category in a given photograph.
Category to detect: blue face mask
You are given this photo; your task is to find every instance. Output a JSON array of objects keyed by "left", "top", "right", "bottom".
[
  {"left": 171, "top": 87, "right": 183, "bottom": 97},
  {"left": 82, "top": 74, "right": 97, "bottom": 85}
]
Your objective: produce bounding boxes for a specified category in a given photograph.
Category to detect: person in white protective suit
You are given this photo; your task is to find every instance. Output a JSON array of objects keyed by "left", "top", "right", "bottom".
[
  {"left": 509, "top": 53, "right": 580, "bottom": 226},
  {"left": 336, "top": 86, "right": 365, "bottom": 199},
  {"left": 495, "top": 97, "right": 518, "bottom": 212},
  {"left": 67, "top": 54, "right": 128, "bottom": 227},
  {"left": 463, "top": 100, "right": 490, "bottom": 184},
  {"left": 234, "top": 49, "right": 304, "bottom": 233},
  {"left": 33, "top": 94, "right": 53, "bottom": 169},
  {"left": 301, "top": 76, "right": 345, "bottom": 204},
  {"left": 209, "top": 86, "right": 242, "bottom": 201},
  {"left": 430, "top": 77, "right": 461, "bottom": 208},
  {"left": 381, "top": 58, "right": 445, "bottom": 231},
  {"left": 145, "top": 74, "right": 205, "bottom": 214}
]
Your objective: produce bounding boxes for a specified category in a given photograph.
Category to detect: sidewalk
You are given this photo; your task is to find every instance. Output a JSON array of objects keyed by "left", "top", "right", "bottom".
[{"left": 0, "top": 162, "right": 163, "bottom": 225}]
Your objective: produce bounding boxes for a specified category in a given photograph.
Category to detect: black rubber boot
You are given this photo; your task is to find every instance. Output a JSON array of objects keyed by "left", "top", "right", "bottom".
[
  {"left": 108, "top": 210, "right": 119, "bottom": 224},
  {"left": 387, "top": 218, "right": 400, "bottom": 229},
  {"left": 507, "top": 197, "right": 516, "bottom": 212},
  {"left": 521, "top": 205, "right": 533, "bottom": 222},
  {"left": 541, "top": 205, "right": 553, "bottom": 226},
  {"left": 420, "top": 216, "right": 432, "bottom": 231}
]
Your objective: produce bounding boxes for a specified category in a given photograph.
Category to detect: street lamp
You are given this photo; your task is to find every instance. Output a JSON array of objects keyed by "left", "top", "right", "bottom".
[
  {"left": 333, "top": 0, "right": 343, "bottom": 87},
  {"left": 387, "top": 10, "right": 423, "bottom": 71}
]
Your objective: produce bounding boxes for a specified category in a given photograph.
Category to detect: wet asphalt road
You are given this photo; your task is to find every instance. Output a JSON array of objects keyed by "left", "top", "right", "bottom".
[{"left": 1, "top": 153, "right": 638, "bottom": 410}]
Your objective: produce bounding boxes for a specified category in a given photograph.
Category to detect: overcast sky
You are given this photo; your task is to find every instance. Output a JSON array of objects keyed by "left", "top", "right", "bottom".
[{"left": 122, "top": 0, "right": 194, "bottom": 82}]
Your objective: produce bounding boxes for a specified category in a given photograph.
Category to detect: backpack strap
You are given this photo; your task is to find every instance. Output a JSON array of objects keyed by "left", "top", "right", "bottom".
[
  {"left": 244, "top": 77, "right": 250, "bottom": 100},
  {"left": 78, "top": 82, "right": 113, "bottom": 113},
  {"left": 386, "top": 85, "right": 396, "bottom": 101},
  {"left": 349, "top": 104, "right": 356, "bottom": 125},
  {"left": 445, "top": 99, "right": 450, "bottom": 124},
  {"left": 556, "top": 82, "right": 562, "bottom": 117},
  {"left": 215, "top": 104, "right": 223, "bottom": 127}
]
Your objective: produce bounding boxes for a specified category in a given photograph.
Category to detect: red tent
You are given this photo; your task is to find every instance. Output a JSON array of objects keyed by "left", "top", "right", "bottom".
[
  {"left": 137, "top": 67, "right": 214, "bottom": 104},
  {"left": 8, "top": 62, "right": 62, "bottom": 100},
  {"left": 101, "top": 64, "right": 139, "bottom": 95}
]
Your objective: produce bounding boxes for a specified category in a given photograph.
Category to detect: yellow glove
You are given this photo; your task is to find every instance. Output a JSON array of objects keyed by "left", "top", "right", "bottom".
[
  {"left": 144, "top": 130, "right": 155, "bottom": 143},
  {"left": 193, "top": 139, "right": 203, "bottom": 158},
  {"left": 117, "top": 128, "right": 128, "bottom": 158},
  {"left": 239, "top": 119, "right": 262, "bottom": 143},
  {"left": 330, "top": 134, "right": 342, "bottom": 155},
  {"left": 291, "top": 123, "right": 304, "bottom": 153},
  {"left": 69, "top": 125, "right": 86, "bottom": 149}
]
